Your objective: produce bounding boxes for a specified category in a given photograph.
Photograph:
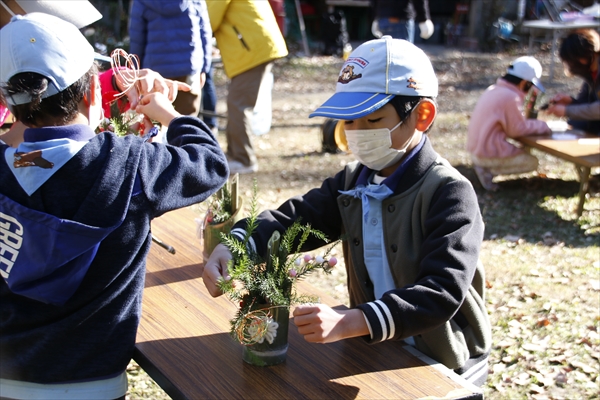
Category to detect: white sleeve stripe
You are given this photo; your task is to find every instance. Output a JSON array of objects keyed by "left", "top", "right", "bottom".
[
  {"left": 230, "top": 228, "right": 245, "bottom": 240},
  {"left": 464, "top": 365, "right": 488, "bottom": 385},
  {"left": 361, "top": 310, "right": 374, "bottom": 339},
  {"left": 248, "top": 236, "right": 256, "bottom": 253},
  {"left": 461, "top": 358, "right": 489, "bottom": 379},
  {"left": 374, "top": 300, "right": 395, "bottom": 340},
  {"left": 229, "top": 228, "right": 257, "bottom": 253},
  {"left": 366, "top": 302, "right": 387, "bottom": 341}
]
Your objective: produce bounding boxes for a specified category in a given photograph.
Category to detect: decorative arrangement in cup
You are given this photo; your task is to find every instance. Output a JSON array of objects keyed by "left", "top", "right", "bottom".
[
  {"left": 200, "top": 173, "right": 243, "bottom": 261},
  {"left": 217, "top": 182, "right": 339, "bottom": 366},
  {"left": 95, "top": 49, "right": 159, "bottom": 141}
]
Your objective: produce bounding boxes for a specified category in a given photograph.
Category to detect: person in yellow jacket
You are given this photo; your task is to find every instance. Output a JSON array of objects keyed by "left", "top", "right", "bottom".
[{"left": 207, "top": 0, "right": 288, "bottom": 174}]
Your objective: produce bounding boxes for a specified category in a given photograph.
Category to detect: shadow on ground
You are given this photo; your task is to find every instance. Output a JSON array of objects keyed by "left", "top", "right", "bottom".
[{"left": 456, "top": 165, "right": 599, "bottom": 247}]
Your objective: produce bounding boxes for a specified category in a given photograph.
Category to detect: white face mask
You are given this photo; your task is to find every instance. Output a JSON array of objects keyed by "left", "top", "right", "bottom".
[{"left": 344, "top": 120, "right": 416, "bottom": 171}]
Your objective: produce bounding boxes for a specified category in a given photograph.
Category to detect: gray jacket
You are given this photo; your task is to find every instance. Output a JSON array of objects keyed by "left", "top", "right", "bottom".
[
  {"left": 340, "top": 154, "right": 491, "bottom": 370},
  {"left": 239, "top": 137, "right": 492, "bottom": 371}
]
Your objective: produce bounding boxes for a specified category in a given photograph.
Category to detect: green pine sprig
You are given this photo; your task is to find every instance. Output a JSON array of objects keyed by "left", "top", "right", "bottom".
[
  {"left": 216, "top": 179, "right": 339, "bottom": 343},
  {"left": 206, "top": 183, "right": 233, "bottom": 225}
]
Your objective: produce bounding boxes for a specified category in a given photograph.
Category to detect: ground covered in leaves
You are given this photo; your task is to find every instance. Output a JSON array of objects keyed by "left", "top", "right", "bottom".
[{"left": 127, "top": 43, "right": 599, "bottom": 399}]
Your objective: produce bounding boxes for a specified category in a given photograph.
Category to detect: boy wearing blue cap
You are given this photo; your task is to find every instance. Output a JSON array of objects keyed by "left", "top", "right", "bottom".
[
  {"left": 0, "top": 13, "right": 227, "bottom": 399},
  {"left": 203, "top": 37, "right": 491, "bottom": 386}
]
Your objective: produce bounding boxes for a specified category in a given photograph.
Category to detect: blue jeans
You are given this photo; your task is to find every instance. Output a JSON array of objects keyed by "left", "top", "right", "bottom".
[
  {"left": 377, "top": 18, "right": 414, "bottom": 43},
  {"left": 201, "top": 65, "right": 217, "bottom": 128}
]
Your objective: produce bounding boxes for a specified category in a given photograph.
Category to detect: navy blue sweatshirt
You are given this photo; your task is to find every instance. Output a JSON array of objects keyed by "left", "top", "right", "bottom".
[{"left": 0, "top": 117, "right": 228, "bottom": 383}]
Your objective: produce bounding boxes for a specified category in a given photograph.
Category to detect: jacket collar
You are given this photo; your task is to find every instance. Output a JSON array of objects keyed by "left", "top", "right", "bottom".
[
  {"left": 23, "top": 124, "right": 96, "bottom": 143},
  {"left": 496, "top": 78, "right": 526, "bottom": 100}
]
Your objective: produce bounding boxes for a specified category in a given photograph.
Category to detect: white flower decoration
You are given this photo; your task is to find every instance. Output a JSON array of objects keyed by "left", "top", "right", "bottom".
[{"left": 247, "top": 316, "right": 279, "bottom": 344}]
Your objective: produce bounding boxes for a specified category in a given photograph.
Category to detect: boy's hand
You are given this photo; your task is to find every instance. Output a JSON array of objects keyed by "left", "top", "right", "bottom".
[
  {"left": 117, "top": 68, "right": 192, "bottom": 108},
  {"left": 293, "top": 304, "right": 369, "bottom": 343},
  {"left": 135, "top": 92, "right": 180, "bottom": 127},
  {"left": 202, "top": 243, "right": 233, "bottom": 297}
]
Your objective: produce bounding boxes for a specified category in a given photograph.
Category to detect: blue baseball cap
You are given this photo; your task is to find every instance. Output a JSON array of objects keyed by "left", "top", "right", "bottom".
[{"left": 310, "top": 36, "right": 438, "bottom": 120}]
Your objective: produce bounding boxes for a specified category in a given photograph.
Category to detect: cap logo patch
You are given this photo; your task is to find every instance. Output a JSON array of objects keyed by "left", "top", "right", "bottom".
[
  {"left": 338, "top": 65, "right": 362, "bottom": 84},
  {"left": 346, "top": 56, "right": 368, "bottom": 68},
  {"left": 338, "top": 57, "right": 369, "bottom": 84}
]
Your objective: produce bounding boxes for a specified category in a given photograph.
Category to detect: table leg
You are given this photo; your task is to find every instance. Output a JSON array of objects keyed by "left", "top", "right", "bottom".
[
  {"left": 549, "top": 29, "right": 558, "bottom": 82},
  {"left": 576, "top": 166, "right": 591, "bottom": 217}
]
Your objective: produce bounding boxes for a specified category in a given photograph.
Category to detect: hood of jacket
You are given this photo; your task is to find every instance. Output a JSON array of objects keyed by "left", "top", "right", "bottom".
[{"left": 0, "top": 125, "right": 140, "bottom": 305}]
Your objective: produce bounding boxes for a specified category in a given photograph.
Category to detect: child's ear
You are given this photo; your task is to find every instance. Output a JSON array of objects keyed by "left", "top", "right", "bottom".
[{"left": 415, "top": 100, "right": 436, "bottom": 132}]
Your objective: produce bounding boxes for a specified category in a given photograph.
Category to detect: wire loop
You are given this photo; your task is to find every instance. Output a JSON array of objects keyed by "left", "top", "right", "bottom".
[{"left": 110, "top": 48, "right": 141, "bottom": 100}]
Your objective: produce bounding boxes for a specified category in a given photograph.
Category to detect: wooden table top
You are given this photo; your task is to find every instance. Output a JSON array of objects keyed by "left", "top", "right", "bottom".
[
  {"left": 135, "top": 206, "right": 483, "bottom": 400},
  {"left": 516, "top": 130, "right": 600, "bottom": 168}
]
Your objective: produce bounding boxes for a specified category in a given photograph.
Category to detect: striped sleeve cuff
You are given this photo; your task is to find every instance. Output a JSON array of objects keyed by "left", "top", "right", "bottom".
[
  {"left": 357, "top": 300, "right": 396, "bottom": 343},
  {"left": 230, "top": 227, "right": 256, "bottom": 254}
]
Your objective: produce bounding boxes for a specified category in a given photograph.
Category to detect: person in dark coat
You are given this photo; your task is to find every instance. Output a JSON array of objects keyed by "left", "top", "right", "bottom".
[
  {"left": 371, "top": 0, "right": 434, "bottom": 43},
  {"left": 129, "top": 0, "right": 212, "bottom": 116}
]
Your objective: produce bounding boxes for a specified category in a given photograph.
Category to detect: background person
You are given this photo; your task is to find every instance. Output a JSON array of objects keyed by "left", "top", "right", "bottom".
[
  {"left": 0, "top": 13, "right": 228, "bottom": 399},
  {"left": 371, "top": 0, "right": 434, "bottom": 43},
  {"left": 129, "top": 0, "right": 212, "bottom": 116},
  {"left": 546, "top": 29, "right": 600, "bottom": 135},
  {"left": 200, "top": 44, "right": 220, "bottom": 136},
  {"left": 206, "top": 0, "right": 288, "bottom": 174},
  {"left": 203, "top": 37, "right": 492, "bottom": 387},
  {"left": 467, "top": 56, "right": 551, "bottom": 191}
]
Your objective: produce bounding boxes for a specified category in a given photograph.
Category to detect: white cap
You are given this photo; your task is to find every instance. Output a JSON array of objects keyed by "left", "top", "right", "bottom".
[
  {"left": 310, "top": 36, "right": 438, "bottom": 119},
  {"left": 0, "top": 13, "right": 96, "bottom": 105},
  {"left": 507, "top": 56, "right": 545, "bottom": 92},
  {"left": 4, "top": 0, "right": 102, "bottom": 29}
]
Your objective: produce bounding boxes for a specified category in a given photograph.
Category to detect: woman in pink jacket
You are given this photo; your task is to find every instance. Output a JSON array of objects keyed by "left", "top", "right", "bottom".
[{"left": 466, "top": 57, "right": 551, "bottom": 191}]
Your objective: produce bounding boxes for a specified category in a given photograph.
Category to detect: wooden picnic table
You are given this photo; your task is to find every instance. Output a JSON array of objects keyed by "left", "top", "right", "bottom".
[
  {"left": 134, "top": 206, "right": 483, "bottom": 399},
  {"left": 516, "top": 129, "right": 600, "bottom": 217}
]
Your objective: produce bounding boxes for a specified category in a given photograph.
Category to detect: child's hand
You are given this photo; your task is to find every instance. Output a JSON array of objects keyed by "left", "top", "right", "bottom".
[
  {"left": 549, "top": 93, "right": 573, "bottom": 105},
  {"left": 546, "top": 103, "right": 567, "bottom": 117},
  {"left": 117, "top": 68, "right": 191, "bottom": 109},
  {"left": 135, "top": 92, "right": 180, "bottom": 127},
  {"left": 293, "top": 304, "right": 369, "bottom": 343},
  {"left": 202, "top": 243, "right": 233, "bottom": 297}
]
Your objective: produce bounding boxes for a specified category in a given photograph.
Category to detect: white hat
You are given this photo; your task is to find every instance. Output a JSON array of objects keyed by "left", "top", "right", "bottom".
[
  {"left": 1, "top": 0, "right": 102, "bottom": 29},
  {"left": 0, "top": 12, "right": 96, "bottom": 105},
  {"left": 507, "top": 56, "right": 545, "bottom": 92},
  {"left": 310, "top": 36, "right": 438, "bottom": 119}
]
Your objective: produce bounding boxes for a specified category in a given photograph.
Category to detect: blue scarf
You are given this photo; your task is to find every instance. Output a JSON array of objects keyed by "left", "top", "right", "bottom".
[{"left": 339, "top": 183, "right": 394, "bottom": 223}]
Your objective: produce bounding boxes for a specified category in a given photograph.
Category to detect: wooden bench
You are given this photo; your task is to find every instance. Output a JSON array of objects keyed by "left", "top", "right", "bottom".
[
  {"left": 134, "top": 206, "right": 483, "bottom": 399},
  {"left": 516, "top": 129, "right": 600, "bottom": 217}
]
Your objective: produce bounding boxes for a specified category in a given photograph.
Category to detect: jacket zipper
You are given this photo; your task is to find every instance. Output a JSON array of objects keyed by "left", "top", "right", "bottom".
[{"left": 233, "top": 26, "right": 250, "bottom": 50}]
